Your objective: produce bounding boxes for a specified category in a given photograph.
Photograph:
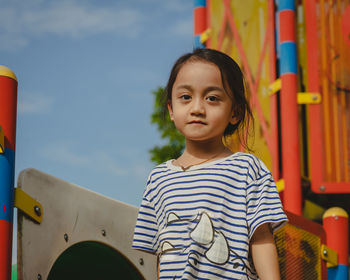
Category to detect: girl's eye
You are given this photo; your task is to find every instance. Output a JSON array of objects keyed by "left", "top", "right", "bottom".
[
  {"left": 180, "top": 94, "right": 191, "bottom": 100},
  {"left": 207, "top": 96, "right": 219, "bottom": 102}
]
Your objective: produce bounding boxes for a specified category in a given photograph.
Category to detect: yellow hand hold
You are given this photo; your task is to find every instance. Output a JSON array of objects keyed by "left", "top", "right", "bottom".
[
  {"left": 200, "top": 28, "right": 212, "bottom": 44},
  {"left": 297, "top": 92, "right": 321, "bottom": 104},
  {"left": 268, "top": 79, "right": 281, "bottom": 96}
]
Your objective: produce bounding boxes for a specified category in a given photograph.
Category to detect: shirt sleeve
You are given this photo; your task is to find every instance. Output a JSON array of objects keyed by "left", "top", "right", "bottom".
[
  {"left": 132, "top": 178, "right": 159, "bottom": 253},
  {"left": 246, "top": 157, "right": 288, "bottom": 240}
]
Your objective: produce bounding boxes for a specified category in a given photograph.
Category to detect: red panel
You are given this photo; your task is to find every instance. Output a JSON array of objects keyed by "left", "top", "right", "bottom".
[
  {"left": 304, "top": 0, "right": 350, "bottom": 193},
  {"left": 0, "top": 76, "right": 18, "bottom": 151},
  {"left": 0, "top": 220, "right": 13, "bottom": 280},
  {"left": 320, "top": 182, "right": 350, "bottom": 193},
  {"left": 287, "top": 211, "right": 325, "bottom": 239}
]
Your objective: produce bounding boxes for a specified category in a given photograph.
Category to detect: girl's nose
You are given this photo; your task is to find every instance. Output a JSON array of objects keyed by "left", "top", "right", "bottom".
[{"left": 190, "top": 98, "right": 205, "bottom": 115}]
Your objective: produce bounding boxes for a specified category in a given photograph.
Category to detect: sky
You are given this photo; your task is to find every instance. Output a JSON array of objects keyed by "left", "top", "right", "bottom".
[
  {"left": 1, "top": 0, "right": 194, "bottom": 207},
  {"left": 0, "top": 0, "right": 194, "bottom": 264}
]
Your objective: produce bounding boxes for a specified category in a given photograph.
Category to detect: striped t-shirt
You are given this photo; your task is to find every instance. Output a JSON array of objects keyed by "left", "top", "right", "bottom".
[{"left": 132, "top": 152, "right": 287, "bottom": 279}]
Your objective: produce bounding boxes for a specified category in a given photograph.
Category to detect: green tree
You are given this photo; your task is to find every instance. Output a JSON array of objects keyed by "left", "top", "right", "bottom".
[{"left": 149, "top": 87, "right": 185, "bottom": 164}]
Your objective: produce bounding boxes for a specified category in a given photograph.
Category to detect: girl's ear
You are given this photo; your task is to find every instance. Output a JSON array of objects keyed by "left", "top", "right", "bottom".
[
  {"left": 230, "top": 114, "right": 237, "bottom": 125},
  {"left": 168, "top": 102, "right": 174, "bottom": 121}
]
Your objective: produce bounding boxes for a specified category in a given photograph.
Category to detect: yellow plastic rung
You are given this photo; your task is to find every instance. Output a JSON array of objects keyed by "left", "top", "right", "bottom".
[
  {"left": 200, "top": 28, "right": 212, "bottom": 44},
  {"left": 268, "top": 78, "right": 281, "bottom": 96},
  {"left": 268, "top": 80, "right": 321, "bottom": 105},
  {"left": 321, "top": 244, "right": 338, "bottom": 268},
  {"left": 276, "top": 179, "right": 284, "bottom": 193},
  {"left": 297, "top": 92, "right": 321, "bottom": 104},
  {"left": 14, "top": 188, "right": 43, "bottom": 223},
  {"left": 0, "top": 126, "right": 4, "bottom": 154}
]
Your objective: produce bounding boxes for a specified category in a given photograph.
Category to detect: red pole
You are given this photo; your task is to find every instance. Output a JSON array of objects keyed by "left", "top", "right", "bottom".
[
  {"left": 0, "top": 65, "right": 18, "bottom": 280},
  {"left": 194, "top": 0, "right": 207, "bottom": 49},
  {"left": 268, "top": 0, "right": 279, "bottom": 181},
  {"left": 278, "top": 1, "right": 302, "bottom": 215},
  {"left": 323, "top": 207, "right": 349, "bottom": 279},
  {"left": 304, "top": 0, "right": 324, "bottom": 192}
]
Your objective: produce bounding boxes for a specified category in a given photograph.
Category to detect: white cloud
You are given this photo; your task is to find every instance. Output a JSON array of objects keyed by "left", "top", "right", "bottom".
[
  {"left": 23, "top": 1, "right": 142, "bottom": 38},
  {"left": 18, "top": 93, "right": 54, "bottom": 115},
  {"left": 95, "top": 152, "right": 129, "bottom": 176},
  {"left": 170, "top": 18, "right": 193, "bottom": 36},
  {"left": 95, "top": 152, "right": 149, "bottom": 179},
  {"left": 40, "top": 141, "right": 90, "bottom": 166},
  {"left": 0, "top": 0, "right": 193, "bottom": 51},
  {"left": 162, "top": 0, "right": 193, "bottom": 13},
  {"left": 125, "top": 0, "right": 191, "bottom": 12},
  {"left": 0, "top": 33, "right": 28, "bottom": 51},
  {"left": 40, "top": 141, "right": 149, "bottom": 179},
  {"left": 0, "top": 0, "right": 143, "bottom": 50}
]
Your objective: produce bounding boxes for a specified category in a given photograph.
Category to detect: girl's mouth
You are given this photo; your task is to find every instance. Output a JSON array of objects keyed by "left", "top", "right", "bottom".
[{"left": 189, "top": 120, "right": 206, "bottom": 125}]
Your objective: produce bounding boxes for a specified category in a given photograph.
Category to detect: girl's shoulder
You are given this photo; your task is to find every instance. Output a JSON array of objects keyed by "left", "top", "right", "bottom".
[
  {"left": 153, "top": 160, "right": 169, "bottom": 169},
  {"left": 146, "top": 160, "right": 174, "bottom": 183},
  {"left": 150, "top": 160, "right": 172, "bottom": 174},
  {"left": 229, "top": 152, "right": 263, "bottom": 165},
  {"left": 230, "top": 152, "right": 271, "bottom": 176}
]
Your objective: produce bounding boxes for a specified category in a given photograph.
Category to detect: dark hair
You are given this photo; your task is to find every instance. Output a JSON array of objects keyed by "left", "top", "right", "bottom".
[{"left": 163, "top": 48, "right": 253, "bottom": 149}]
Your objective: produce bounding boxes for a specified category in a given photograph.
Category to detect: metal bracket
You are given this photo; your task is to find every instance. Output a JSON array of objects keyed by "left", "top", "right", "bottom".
[
  {"left": 321, "top": 244, "right": 338, "bottom": 268},
  {"left": 268, "top": 78, "right": 281, "bottom": 95},
  {"left": 200, "top": 28, "right": 212, "bottom": 44},
  {"left": 14, "top": 188, "right": 43, "bottom": 223},
  {"left": 268, "top": 79, "right": 321, "bottom": 104},
  {"left": 297, "top": 92, "right": 321, "bottom": 104},
  {"left": 0, "top": 125, "right": 4, "bottom": 154}
]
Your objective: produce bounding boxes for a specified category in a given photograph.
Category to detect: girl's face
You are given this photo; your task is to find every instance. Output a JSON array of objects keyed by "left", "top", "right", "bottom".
[{"left": 168, "top": 61, "right": 236, "bottom": 144}]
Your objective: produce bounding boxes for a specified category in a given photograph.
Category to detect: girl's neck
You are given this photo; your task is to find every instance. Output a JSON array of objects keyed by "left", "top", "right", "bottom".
[
  {"left": 174, "top": 138, "right": 232, "bottom": 168},
  {"left": 185, "top": 139, "right": 225, "bottom": 156}
]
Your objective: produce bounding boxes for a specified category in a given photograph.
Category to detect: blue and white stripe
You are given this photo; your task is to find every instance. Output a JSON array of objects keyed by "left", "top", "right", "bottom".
[{"left": 133, "top": 152, "right": 287, "bottom": 279}]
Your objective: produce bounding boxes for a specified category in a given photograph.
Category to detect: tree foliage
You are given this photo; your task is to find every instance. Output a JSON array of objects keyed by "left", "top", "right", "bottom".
[{"left": 149, "top": 87, "right": 185, "bottom": 164}]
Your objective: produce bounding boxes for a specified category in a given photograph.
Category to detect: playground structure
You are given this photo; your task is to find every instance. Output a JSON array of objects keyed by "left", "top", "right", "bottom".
[
  {"left": 0, "top": 66, "right": 157, "bottom": 280},
  {"left": 15, "top": 168, "right": 156, "bottom": 279},
  {"left": 0, "top": 0, "right": 350, "bottom": 279},
  {"left": 194, "top": 0, "right": 350, "bottom": 278}
]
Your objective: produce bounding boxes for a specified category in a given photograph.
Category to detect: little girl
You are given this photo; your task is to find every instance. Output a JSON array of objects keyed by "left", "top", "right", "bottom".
[{"left": 132, "top": 48, "right": 287, "bottom": 280}]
